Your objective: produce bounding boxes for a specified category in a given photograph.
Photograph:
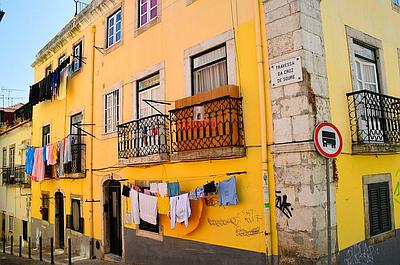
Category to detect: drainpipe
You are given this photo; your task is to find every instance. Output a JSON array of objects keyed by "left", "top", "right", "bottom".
[
  {"left": 90, "top": 25, "right": 96, "bottom": 258},
  {"left": 254, "top": 0, "right": 278, "bottom": 262}
]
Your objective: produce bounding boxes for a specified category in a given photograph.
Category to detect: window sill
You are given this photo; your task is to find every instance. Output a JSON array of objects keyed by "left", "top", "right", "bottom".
[
  {"left": 134, "top": 16, "right": 161, "bottom": 37},
  {"left": 104, "top": 40, "right": 123, "bottom": 55},
  {"left": 185, "top": 0, "right": 198, "bottom": 6},
  {"left": 102, "top": 131, "right": 118, "bottom": 139},
  {"left": 136, "top": 228, "right": 163, "bottom": 241},
  {"left": 367, "top": 229, "right": 395, "bottom": 245},
  {"left": 352, "top": 143, "right": 400, "bottom": 154}
]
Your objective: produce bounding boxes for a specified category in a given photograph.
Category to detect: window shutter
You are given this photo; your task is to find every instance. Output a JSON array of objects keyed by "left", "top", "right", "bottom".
[
  {"left": 79, "top": 217, "right": 84, "bottom": 234},
  {"left": 368, "top": 182, "right": 392, "bottom": 236},
  {"left": 66, "top": 214, "right": 72, "bottom": 229}
]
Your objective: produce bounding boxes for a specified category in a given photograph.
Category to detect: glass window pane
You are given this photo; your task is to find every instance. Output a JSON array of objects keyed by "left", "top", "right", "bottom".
[
  {"left": 141, "top": 3, "right": 148, "bottom": 14},
  {"left": 150, "top": 0, "right": 157, "bottom": 8},
  {"left": 116, "top": 32, "right": 121, "bottom": 42},
  {"left": 109, "top": 17, "right": 114, "bottom": 26},
  {"left": 141, "top": 15, "right": 148, "bottom": 25},
  {"left": 116, "top": 11, "right": 121, "bottom": 21},
  {"left": 150, "top": 7, "right": 157, "bottom": 19},
  {"left": 116, "top": 22, "right": 121, "bottom": 31}
]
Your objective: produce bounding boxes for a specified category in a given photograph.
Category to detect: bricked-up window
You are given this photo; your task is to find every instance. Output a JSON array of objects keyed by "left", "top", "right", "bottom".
[
  {"left": 368, "top": 182, "right": 392, "bottom": 236},
  {"left": 138, "top": 0, "right": 158, "bottom": 27},
  {"left": 41, "top": 193, "right": 49, "bottom": 221},
  {"left": 104, "top": 89, "right": 121, "bottom": 133},
  {"left": 191, "top": 45, "right": 228, "bottom": 95},
  {"left": 107, "top": 9, "right": 122, "bottom": 48},
  {"left": 70, "top": 199, "right": 83, "bottom": 233}
]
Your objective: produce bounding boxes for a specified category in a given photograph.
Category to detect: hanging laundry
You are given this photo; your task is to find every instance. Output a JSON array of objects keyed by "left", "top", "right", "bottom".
[
  {"left": 167, "top": 182, "right": 180, "bottom": 197},
  {"left": 189, "top": 186, "right": 205, "bottom": 200},
  {"left": 46, "top": 144, "right": 57, "bottom": 166},
  {"left": 157, "top": 196, "right": 170, "bottom": 215},
  {"left": 57, "top": 140, "right": 65, "bottom": 177},
  {"left": 150, "top": 183, "right": 158, "bottom": 194},
  {"left": 130, "top": 189, "right": 140, "bottom": 225},
  {"left": 32, "top": 148, "right": 45, "bottom": 182},
  {"left": 218, "top": 177, "right": 239, "bottom": 206},
  {"left": 42, "top": 146, "right": 47, "bottom": 163},
  {"left": 25, "top": 147, "right": 36, "bottom": 174},
  {"left": 64, "top": 135, "right": 72, "bottom": 164},
  {"left": 158, "top": 182, "right": 168, "bottom": 197},
  {"left": 144, "top": 189, "right": 151, "bottom": 195},
  {"left": 139, "top": 192, "right": 158, "bottom": 225},
  {"left": 122, "top": 185, "right": 130, "bottom": 197},
  {"left": 203, "top": 181, "right": 217, "bottom": 195},
  {"left": 52, "top": 143, "right": 58, "bottom": 162},
  {"left": 170, "top": 193, "right": 191, "bottom": 229}
]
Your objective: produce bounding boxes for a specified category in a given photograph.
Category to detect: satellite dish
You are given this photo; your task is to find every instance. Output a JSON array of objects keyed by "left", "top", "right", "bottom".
[{"left": 0, "top": 10, "right": 4, "bottom": 22}]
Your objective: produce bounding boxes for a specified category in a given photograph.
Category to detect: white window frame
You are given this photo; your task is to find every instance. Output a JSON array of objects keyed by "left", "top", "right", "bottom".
[
  {"left": 355, "top": 58, "right": 379, "bottom": 93},
  {"left": 184, "top": 30, "right": 237, "bottom": 97},
  {"left": 107, "top": 9, "right": 122, "bottom": 48},
  {"left": 137, "top": 73, "right": 163, "bottom": 119},
  {"left": 73, "top": 41, "right": 83, "bottom": 72},
  {"left": 104, "top": 88, "right": 122, "bottom": 134},
  {"left": 138, "top": 0, "right": 158, "bottom": 27}
]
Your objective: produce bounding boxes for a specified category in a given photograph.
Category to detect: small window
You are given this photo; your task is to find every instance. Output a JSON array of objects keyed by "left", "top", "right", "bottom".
[
  {"left": 45, "top": 65, "right": 52, "bottom": 77},
  {"left": 191, "top": 45, "right": 228, "bottom": 95},
  {"left": 2, "top": 148, "right": 7, "bottom": 168},
  {"left": 367, "top": 181, "right": 392, "bottom": 236},
  {"left": 42, "top": 125, "right": 51, "bottom": 146},
  {"left": 58, "top": 54, "right": 66, "bottom": 66},
  {"left": 72, "top": 41, "right": 83, "bottom": 72},
  {"left": 107, "top": 9, "right": 122, "bottom": 48},
  {"left": 137, "top": 73, "right": 162, "bottom": 118},
  {"left": 9, "top": 147, "right": 14, "bottom": 175},
  {"left": 41, "top": 193, "right": 49, "bottom": 221},
  {"left": 22, "top": 220, "right": 28, "bottom": 241},
  {"left": 353, "top": 42, "right": 379, "bottom": 93},
  {"left": 138, "top": 0, "right": 158, "bottom": 27},
  {"left": 8, "top": 216, "right": 13, "bottom": 232},
  {"left": 104, "top": 89, "right": 121, "bottom": 133},
  {"left": 71, "top": 199, "right": 83, "bottom": 233}
]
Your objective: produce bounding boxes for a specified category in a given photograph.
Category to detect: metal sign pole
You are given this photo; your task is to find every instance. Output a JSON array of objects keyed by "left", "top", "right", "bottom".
[{"left": 326, "top": 158, "right": 332, "bottom": 265}]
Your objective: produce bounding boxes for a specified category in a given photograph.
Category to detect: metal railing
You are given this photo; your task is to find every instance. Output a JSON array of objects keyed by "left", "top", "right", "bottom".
[
  {"left": 74, "top": 0, "right": 90, "bottom": 16},
  {"left": 14, "top": 165, "right": 30, "bottom": 185},
  {"left": 347, "top": 90, "right": 400, "bottom": 144},
  {"left": 1, "top": 167, "right": 13, "bottom": 184},
  {"left": 170, "top": 96, "right": 245, "bottom": 153},
  {"left": 65, "top": 143, "right": 86, "bottom": 174},
  {"left": 118, "top": 114, "right": 169, "bottom": 159}
]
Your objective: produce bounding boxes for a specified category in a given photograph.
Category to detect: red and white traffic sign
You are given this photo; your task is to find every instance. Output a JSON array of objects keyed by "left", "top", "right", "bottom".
[{"left": 314, "top": 122, "right": 343, "bottom": 159}]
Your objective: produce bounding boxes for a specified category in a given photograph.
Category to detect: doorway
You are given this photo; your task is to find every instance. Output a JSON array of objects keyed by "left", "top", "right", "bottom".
[
  {"left": 54, "top": 192, "right": 64, "bottom": 249},
  {"left": 104, "top": 180, "right": 122, "bottom": 256}
]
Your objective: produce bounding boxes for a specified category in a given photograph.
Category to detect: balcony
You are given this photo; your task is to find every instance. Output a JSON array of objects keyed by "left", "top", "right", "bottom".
[
  {"left": 1, "top": 165, "right": 30, "bottom": 186},
  {"left": 347, "top": 90, "right": 400, "bottom": 153},
  {"left": 118, "top": 114, "right": 169, "bottom": 164},
  {"left": 64, "top": 142, "right": 86, "bottom": 176},
  {"left": 170, "top": 86, "right": 245, "bottom": 161},
  {"left": 1, "top": 167, "right": 13, "bottom": 184}
]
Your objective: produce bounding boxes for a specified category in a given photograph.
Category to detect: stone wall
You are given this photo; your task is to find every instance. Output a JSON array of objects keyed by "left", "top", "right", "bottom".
[{"left": 263, "top": 0, "right": 335, "bottom": 263}]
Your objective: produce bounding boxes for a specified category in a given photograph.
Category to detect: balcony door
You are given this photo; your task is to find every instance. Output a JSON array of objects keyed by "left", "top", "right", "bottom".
[
  {"left": 353, "top": 42, "right": 384, "bottom": 143},
  {"left": 69, "top": 113, "right": 83, "bottom": 173}
]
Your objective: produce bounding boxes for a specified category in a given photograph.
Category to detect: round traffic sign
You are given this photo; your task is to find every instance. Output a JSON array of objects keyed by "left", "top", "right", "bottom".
[{"left": 314, "top": 122, "right": 343, "bottom": 158}]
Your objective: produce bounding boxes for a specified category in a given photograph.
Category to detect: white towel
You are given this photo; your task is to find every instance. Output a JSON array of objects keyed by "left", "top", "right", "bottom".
[
  {"left": 158, "top": 183, "right": 168, "bottom": 197},
  {"left": 139, "top": 192, "right": 158, "bottom": 225},
  {"left": 170, "top": 193, "right": 191, "bottom": 229},
  {"left": 130, "top": 189, "right": 140, "bottom": 225},
  {"left": 150, "top": 183, "right": 158, "bottom": 194}
]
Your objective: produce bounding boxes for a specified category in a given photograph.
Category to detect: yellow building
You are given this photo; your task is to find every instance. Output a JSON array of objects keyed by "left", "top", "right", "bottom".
[
  {"left": 29, "top": 0, "right": 272, "bottom": 263},
  {"left": 0, "top": 103, "right": 32, "bottom": 250}
]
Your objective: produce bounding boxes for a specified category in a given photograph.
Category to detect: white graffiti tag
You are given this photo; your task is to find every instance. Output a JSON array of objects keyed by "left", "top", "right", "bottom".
[{"left": 343, "top": 242, "right": 379, "bottom": 265}]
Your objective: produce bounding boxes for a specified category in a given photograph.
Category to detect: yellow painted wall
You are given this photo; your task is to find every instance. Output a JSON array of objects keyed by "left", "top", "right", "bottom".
[
  {"left": 0, "top": 122, "right": 32, "bottom": 242},
  {"left": 31, "top": 0, "right": 267, "bottom": 255},
  {"left": 321, "top": 0, "right": 400, "bottom": 250}
]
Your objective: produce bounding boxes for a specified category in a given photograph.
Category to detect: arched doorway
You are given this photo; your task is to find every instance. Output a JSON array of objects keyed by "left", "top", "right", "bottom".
[
  {"left": 54, "top": 191, "right": 64, "bottom": 249},
  {"left": 103, "top": 180, "right": 122, "bottom": 256}
]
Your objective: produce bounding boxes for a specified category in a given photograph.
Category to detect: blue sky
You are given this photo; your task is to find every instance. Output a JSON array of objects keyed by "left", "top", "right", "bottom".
[{"left": 0, "top": 0, "right": 76, "bottom": 107}]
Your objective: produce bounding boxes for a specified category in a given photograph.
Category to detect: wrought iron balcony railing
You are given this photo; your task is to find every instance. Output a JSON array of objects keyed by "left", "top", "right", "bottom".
[
  {"left": 118, "top": 114, "right": 169, "bottom": 159},
  {"left": 14, "top": 165, "right": 30, "bottom": 185},
  {"left": 170, "top": 96, "right": 245, "bottom": 153},
  {"left": 347, "top": 90, "right": 400, "bottom": 144},
  {"left": 65, "top": 142, "right": 86, "bottom": 175},
  {"left": 1, "top": 167, "right": 13, "bottom": 184}
]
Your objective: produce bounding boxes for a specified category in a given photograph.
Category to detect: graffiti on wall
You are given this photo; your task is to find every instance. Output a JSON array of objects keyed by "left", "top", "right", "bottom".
[
  {"left": 275, "top": 190, "right": 293, "bottom": 218},
  {"left": 343, "top": 242, "right": 379, "bottom": 265},
  {"left": 207, "top": 209, "right": 263, "bottom": 237},
  {"left": 394, "top": 181, "right": 400, "bottom": 204}
]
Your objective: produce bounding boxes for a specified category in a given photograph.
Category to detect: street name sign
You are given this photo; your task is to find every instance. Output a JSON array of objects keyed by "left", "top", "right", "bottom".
[{"left": 270, "top": 56, "right": 303, "bottom": 88}]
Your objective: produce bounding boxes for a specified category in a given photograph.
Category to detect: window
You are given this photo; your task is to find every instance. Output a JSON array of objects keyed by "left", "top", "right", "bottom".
[
  {"left": 41, "top": 193, "right": 49, "bottom": 221},
  {"left": 8, "top": 216, "right": 13, "bottom": 232},
  {"left": 353, "top": 42, "right": 379, "bottom": 93},
  {"left": 107, "top": 9, "right": 122, "bottom": 48},
  {"left": 72, "top": 41, "right": 83, "bottom": 72},
  {"left": 22, "top": 220, "right": 28, "bottom": 241},
  {"left": 393, "top": 0, "right": 400, "bottom": 7},
  {"left": 2, "top": 148, "right": 6, "bottom": 168},
  {"left": 9, "top": 147, "right": 14, "bottom": 175},
  {"left": 71, "top": 199, "right": 83, "bottom": 233},
  {"left": 45, "top": 65, "right": 52, "bottom": 76},
  {"left": 137, "top": 73, "right": 163, "bottom": 118},
  {"left": 58, "top": 54, "right": 66, "bottom": 66},
  {"left": 42, "top": 125, "right": 51, "bottom": 146},
  {"left": 191, "top": 45, "right": 228, "bottom": 95},
  {"left": 70, "top": 112, "right": 83, "bottom": 137},
  {"left": 138, "top": 0, "right": 158, "bottom": 27},
  {"left": 363, "top": 174, "right": 395, "bottom": 240},
  {"left": 104, "top": 89, "right": 121, "bottom": 133}
]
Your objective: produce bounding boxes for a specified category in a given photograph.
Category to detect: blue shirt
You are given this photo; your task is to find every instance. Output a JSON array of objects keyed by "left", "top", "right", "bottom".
[
  {"left": 218, "top": 177, "right": 239, "bottom": 206},
  {"left": 25, "top": 147, "right": 35, "bottom": 174}
]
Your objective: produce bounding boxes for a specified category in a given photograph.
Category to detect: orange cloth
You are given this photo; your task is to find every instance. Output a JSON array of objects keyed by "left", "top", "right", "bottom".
[{"left": 157, "top": 196, "right": 170, "bottom": 215}]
